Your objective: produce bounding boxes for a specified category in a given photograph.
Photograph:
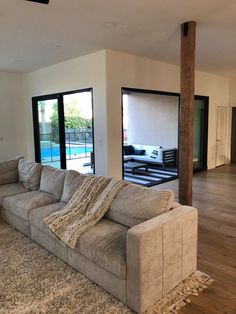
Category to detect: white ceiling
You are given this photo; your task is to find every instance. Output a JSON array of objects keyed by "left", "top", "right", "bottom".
[{"left": 1, "top": 0, "right": 236, "bottom": 76}]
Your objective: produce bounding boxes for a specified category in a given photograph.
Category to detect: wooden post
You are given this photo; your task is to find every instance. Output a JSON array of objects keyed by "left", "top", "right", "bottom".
[{"left": 179, "top": 21, "right": 196, "bottom": 205}]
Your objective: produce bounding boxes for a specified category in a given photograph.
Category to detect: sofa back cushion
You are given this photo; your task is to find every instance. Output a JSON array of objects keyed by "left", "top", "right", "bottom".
[
  {"left": 61, "top": 170, "right": 85, "bottom": 203},
  {"left": 18, "top": 159, "right": 42, "bottom": 190},
  {"left": 40, "top": 166, "right": 66, "bottom": 200},
  {"left": 0, "top": 156, "right": 23, "bottom": 185},
  {"left": 105, "top": 184, "right": 174, "bottom": 227},
  {"left": 133, "top": 148, "right": 146, "bottom": 155},
  {"left": 123, "top": 145, "right": 135, "bottom": 155}
]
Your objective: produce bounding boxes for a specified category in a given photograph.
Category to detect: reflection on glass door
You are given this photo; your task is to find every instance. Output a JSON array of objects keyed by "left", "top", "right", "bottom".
[
  {"left": 193, "top": 96, "right": 208, "bottom": 172},
  {"left": 32, "top": 89, "right": 94, "bottom": 174},
  {"left": 36, "top": 98, "right": 61, "bottom": 169}
]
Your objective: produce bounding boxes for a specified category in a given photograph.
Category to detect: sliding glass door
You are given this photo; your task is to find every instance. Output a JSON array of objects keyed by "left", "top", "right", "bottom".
[
  {"left": 193, "top": 96, "right": 209, "bottom": 172},
  {"left": 33, "top": 96, "right": 61, "bottom": 169},
  {"left": 32, "top": 89, "right": 94, "bottom": 174}
]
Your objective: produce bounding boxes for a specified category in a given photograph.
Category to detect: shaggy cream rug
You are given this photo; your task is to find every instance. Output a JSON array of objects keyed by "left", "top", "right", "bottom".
[{"left": 0, "top": 219, "right": 213, "bottom": 314}]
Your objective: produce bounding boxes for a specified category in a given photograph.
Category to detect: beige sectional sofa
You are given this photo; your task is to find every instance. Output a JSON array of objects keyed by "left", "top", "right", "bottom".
[{"left": 0, "top": 157, "right": 198, "bottom": 313}]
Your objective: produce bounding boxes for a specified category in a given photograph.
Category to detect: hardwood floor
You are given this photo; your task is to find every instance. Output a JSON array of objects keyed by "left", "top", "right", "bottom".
[{"left": 154, "top": 164, "right": 236, "bottom": 314}]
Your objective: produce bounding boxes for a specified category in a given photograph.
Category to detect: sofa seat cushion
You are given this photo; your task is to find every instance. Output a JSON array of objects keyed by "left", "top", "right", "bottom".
[
  {"left": 0, "top": 183, "right": 29, "bottom": 206},
  {"left": 132, "top": 155, "right": 164, "bottom": 163},
  {"left": 106, "top": 184, "right": 174, "bottom": 227},
  {"left": 123, "top": 156, "right": 133, "bottom": 162},
  {"left": 74, "top": 218, "right": 128, "bottom": 279},
  {"left": 3, "top": 191, "right": 58, "bottom": 222},
  {"left": 30, "top": 207, "right": 127, "bottom": 279},
  {"left": 29, "top": 202, "right": 66, "bottom": 234}
]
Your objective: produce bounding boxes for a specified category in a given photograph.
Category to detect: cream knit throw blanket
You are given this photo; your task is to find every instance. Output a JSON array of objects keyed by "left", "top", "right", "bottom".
[{"left": 44, "top": 175, "right": 128, "bottom": 248}]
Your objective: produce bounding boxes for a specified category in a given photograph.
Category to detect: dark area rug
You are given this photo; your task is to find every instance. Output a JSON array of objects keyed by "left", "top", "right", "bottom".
[{"left": 124, "top": 167, "right": 178, "bottom": 187}]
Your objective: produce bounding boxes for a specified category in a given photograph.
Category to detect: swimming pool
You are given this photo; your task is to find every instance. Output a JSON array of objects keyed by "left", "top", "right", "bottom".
[{"left": 41, "top": 146, "right": 93, "bottom": 159}]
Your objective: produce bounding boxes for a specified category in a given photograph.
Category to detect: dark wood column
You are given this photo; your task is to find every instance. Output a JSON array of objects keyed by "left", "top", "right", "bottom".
[{"left": 179, "top": 21, "right": 196, "bottom": 205}]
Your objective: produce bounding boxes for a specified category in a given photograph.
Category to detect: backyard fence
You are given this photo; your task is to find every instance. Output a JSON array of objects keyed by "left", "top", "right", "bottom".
[{"left": 40, "top": 128, "right": 93, "bottom": 163}]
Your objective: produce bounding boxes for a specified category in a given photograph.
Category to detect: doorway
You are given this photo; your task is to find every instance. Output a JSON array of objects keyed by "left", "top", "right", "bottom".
[
  {"left": 32, "top": 89, "right": 94, "bottom": 174},
  {"left": 121, "top": 88, "right": 209, "bottom": 186},
  {"left": 121, "top": 88, "right": 179, "bottom": 186},
  {"left": 231, "top": 107, "right": 236, "bottom": 163}
]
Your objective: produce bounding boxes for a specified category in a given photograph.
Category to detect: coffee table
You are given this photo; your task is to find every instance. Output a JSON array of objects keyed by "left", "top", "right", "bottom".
[{"left": 124, "top": 161, "right": 148, "bottom": 175}]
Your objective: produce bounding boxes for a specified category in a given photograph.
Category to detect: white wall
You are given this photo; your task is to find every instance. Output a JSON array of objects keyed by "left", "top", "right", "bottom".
[
  {"left": 20, "top": 50, "right": 108, "bottom": 175},
  {"left": 106, "top": 50, "right": 230, "bottom": 178},
  {"left": 125, "top": 92, "right": 178, "bottom": 147},
  {"left": 0, "top": 72, "right": 24, "bottom": 161},
  {"left": 0, "top": 49, "right": 231, "bottom": 178}
]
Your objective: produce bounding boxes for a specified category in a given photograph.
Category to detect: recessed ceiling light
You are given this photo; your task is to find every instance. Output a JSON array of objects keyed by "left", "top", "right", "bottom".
[
  {"left": 26, "top": 0, "right": 50, "bottom": 4},
  {"left": 120, "top": 23, "right": 128, "bottom": 29},
  {"left": 103, "top": 21, "right": 117, "bottom": 28},
  {"left": 49, "top": 44, "right": 61, "bottom": 49},
  {"left": 12, "top": 59, "right": 24, "bottom": 63}
]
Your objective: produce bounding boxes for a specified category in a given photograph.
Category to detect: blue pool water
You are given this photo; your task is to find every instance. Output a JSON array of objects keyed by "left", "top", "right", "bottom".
[{"left": 41, "top": 146, "right": 93, "bottom": 159}]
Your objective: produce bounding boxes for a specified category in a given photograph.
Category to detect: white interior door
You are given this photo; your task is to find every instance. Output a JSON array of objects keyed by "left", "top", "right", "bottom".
[{"left": 216, "top": 106, "right": 227, "bottom": 166}]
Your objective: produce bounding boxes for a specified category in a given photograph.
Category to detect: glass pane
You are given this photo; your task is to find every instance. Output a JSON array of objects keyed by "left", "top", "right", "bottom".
[
  {"left": 193, "top": 99, "right": 205, "bottom": 170},
  {"left": 63, "top": 91, "right": 93, "bottom": 174},
  {"left": 37, "top": 99, "right": 61, "bottom": 169}
]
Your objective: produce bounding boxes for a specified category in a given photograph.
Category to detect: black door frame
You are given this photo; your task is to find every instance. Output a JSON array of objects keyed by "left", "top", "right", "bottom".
[
  {"left": 231, "top": 107, "right": 236, "bottom": 163},
  {"left": 32, "top": 88, "right": 95, "bottom": 172},
  {"left": 121, "top": 87, "right": 209, "bottom": 180}
]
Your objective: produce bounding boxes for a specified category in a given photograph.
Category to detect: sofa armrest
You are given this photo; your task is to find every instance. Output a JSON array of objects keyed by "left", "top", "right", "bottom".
[
  {"left": 162, "top": 148, "right": 177, "bottom": 168},
  {"left": 126, "top": 205, "right": 198, "bottom": 313}
]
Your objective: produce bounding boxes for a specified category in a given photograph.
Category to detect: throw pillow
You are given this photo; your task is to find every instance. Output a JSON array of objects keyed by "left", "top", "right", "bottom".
[
  {"left": 150, "top": 149, "right": 158, "bottom": 159},
  {"left": 123, "top": 145, "right": 135, "bottom": 155},
  {"left": 40, "top": 166, "right": 66, "bottom": 200},
  {"left": 0, "top": 156, "right": 23, "bottom": 185},
  {"left": 18, "top": 159, "right": 42, "bottom": 190},
  {"left": 134, "top": 149, "right": 146, "bottom": 155}
]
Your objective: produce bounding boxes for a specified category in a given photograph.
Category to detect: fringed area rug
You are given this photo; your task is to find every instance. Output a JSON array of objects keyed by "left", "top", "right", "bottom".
[{"left": 0, "top": 219, "right": 213, "bottom": 314}]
